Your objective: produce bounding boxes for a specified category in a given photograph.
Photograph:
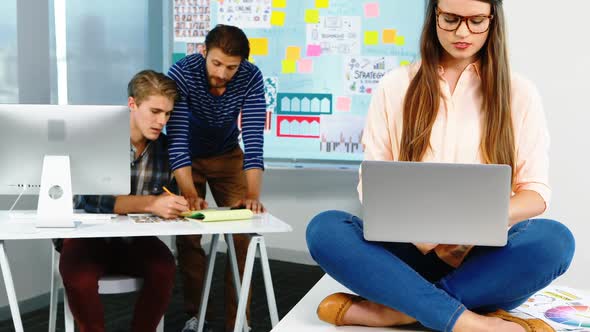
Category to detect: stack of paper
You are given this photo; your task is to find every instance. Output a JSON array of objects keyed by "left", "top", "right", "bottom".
[{"left": 512, "top": 286, "right": 590, "bottom": 331}]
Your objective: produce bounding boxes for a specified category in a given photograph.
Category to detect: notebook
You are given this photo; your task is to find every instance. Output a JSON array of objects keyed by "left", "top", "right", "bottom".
[{"left": 180, "top": 209, "right": 254, "bottom": 222}]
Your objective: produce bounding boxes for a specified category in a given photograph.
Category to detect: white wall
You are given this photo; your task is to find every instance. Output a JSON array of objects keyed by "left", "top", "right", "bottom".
[
  {"left": 1, "top": 0, "right": 589, "bottom": 314},
  {"left": 504, "top": 1, "right": 590, "bottom": 288}
]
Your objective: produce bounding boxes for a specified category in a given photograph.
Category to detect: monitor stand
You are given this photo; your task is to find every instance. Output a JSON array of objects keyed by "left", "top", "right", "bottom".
[{"left": 36, "top": 156, "right": 76, "bottom": 228}]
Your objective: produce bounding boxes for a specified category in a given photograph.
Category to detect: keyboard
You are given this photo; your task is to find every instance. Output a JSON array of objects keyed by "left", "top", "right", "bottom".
[
  {"left": 73, "top": 213, "right": 117, "bottom": 221},
  {"left": 9, "top": 211, "right": 117, "bottom": 221}
]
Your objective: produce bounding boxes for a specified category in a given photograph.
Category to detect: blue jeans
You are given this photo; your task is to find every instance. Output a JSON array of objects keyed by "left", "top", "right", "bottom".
[{"left": 306, "top": 210, "right": 575, "bottom": 332}]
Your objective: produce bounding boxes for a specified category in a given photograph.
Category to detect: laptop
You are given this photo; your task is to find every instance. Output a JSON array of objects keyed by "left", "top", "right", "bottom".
[{"left": 361, "top": 160, "right": 511, "bottom": 246}]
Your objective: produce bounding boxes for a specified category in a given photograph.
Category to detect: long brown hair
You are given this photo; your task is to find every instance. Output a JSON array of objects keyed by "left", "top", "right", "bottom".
[{"left": 399, "top": 0, "right": 515, "bottom": 178}]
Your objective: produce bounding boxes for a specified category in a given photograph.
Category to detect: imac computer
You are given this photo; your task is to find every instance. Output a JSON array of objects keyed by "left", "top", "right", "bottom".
[{"left": 0, "top": 104, "right": 130, "bottom": 227}]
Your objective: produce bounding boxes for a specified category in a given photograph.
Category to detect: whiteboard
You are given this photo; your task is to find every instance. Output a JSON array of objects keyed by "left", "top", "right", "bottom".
[{"left": 171, "top": 0, "right": 424, "bottom": 162}]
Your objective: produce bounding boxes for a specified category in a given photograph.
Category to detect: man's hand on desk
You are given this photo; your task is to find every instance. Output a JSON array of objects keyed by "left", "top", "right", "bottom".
[
  {"left": 233, "top": 197, "right": 266, "bottom": 214},
  {"left": 178, "top": 184, "right": 208, "bottom": 211},
  {"left": 148, "top": 195, "right": 190, "bottom": 219}
]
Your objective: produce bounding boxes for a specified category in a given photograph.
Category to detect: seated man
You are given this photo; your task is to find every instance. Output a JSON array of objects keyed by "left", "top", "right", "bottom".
[{"left": 56, "top": 70, "right": 189, "bottom": 332}]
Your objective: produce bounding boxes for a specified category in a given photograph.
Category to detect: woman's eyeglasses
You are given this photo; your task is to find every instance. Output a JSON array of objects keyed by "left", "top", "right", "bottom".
[{"left": 436, "top": 7, "right": 493, "bottom": 34}]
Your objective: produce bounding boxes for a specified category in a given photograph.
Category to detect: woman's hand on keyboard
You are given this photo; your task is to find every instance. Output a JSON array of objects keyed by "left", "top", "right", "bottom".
[{"left": 149, "top": 195, "right": 190, "bottom": 219}]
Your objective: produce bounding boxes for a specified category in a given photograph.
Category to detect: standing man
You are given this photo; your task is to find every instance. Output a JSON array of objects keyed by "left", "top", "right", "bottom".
[
  {"left": 58, "top": 70, "right": 188, "bottom": 332},
  {"left": 167, "top": 24, "right": 267, "bottom": 332}
]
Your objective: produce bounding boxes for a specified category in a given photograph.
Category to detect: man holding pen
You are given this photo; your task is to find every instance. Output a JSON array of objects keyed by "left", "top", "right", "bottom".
[
  {"left": 56, "top": 70, "right": 187, "bottom": 332},
  {"left": 167, "top": 24, "right": 267, "bottom": 332}
]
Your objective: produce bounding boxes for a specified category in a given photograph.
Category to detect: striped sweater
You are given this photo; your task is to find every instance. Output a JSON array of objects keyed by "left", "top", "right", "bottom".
[{"left": 167, "top": 54, "right": 266, "bottom": 171}]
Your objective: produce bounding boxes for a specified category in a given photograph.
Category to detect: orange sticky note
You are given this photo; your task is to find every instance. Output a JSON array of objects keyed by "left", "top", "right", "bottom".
[
  {"left": 383, "top": 29, "right": 397, "bottom": 44},
  {"left": 364, "top": 31, "right": 379, "bottom": 45},
  {"left": 249, "top": 38, "right": 269, "bottom": 56},
  {"left": 282, "top": 60, "right": 297, "bottom": 74},
  {"left": 272, "top": 0, "right": 287, "bottom": 8},
  {"left": 394, "top": 35, "right": 406, "bottom": 46},
  {"left": 286, "top": 46, "right": 301, "bottom": 61},
  {"left": 305, "top": 9, "right": 320, "bottom": 23},
  {"left": 271, "top": 11, "right": 286, "bottom": 26},
  {"left": 315, "top": 0, "right": 329, "bottom": 8}
]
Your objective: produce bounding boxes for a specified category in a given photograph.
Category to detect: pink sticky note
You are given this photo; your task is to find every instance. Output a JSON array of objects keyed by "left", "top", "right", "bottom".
[
  {"left": 298, "top": 59, "right": 313, "bottom": 73},
  {"left": 336, "top": 96, "right": 352, "bottom": 112},
  {"left": 306, "top": 44, "right": 322, "bottom": 57},
  {"left": 364, "top": 3, "right": 380, "bottom": 18}
]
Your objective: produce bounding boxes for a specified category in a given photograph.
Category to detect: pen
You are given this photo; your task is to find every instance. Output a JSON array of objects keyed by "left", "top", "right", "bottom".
[{"left": 162, "top": 186, "right": 175, "bottom": 196}]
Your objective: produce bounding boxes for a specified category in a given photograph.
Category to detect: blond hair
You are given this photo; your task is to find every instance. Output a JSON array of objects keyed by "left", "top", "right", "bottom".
[{"left": 127, "top": 70, "right": 178, "bottom": 105}]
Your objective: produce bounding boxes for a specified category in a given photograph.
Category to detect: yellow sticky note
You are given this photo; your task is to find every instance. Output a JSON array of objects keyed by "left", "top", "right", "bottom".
[
  {"left": 400, "top": 60, "right": 411, "bottom": 67},
  {"left": 394, "top": 35, "right": 406, "bottom": 46},
  {"left": 315, "top": 0, "right": 329, "bottom": 8},
  {"left": 271, "top": 11, "right": 286, "bottom": 26},
  {"left": 248, "top": 56, "right": 256, "bottom": 64},
  {"left": 305, "top": 9, "right": 320, "bottom": 24},
  {"left": 286, "top": 46, "right": 301, "bottom": 61},
  {"left": 272, "top": 0, "right": 287, "bottom": 8},
  {"left": 364, "top": 31, "right": 379, "bottom": 45},
  {"left": 383, "top": 29, "right": 397, "bottom": 44},
  {"left": 249, "top": 38, "right": 269, "bottom": 56},
  {"left": 282, "top": 60, "right": 297, "bottom": 74}
]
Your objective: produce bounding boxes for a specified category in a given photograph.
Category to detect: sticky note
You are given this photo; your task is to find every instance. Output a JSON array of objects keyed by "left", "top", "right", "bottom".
[
  {"left": 249, "top": 38, "right": 269, "bottom": 56},
  {"left": 297, "top": 59, "right": 313, "bottom": 73},
  {"left": 272, "top": 0, "right": 287, "bottom": 8},
  {"left": 271, "top": 11, "right": 286, "bottom": 26},
  {"left": 336, "top": 96, "right": 352, "bottom": 112},
  {"left": 248, "top": 56, "right": 256, "bottom": 64},
  {"left": 394, "top": 35, "right": 406, "bottom": 46},
  {"left": 364, "top": 3, "right": 380, "bottom": 18},
  {"left": 305, "top": 9, "right": 320, "bottom": 23},
  {"left": 315, "top": 0, "right": 329, "bottom": 8},
  {"left": 282, "top": 60, "right": 297, "bottom": 73},
  {"left": 286, "top": 46, "right": 301, "bottom": 61},
  {"left": 306, "top": 44, "right": 322, "bottom": 57},
  {"left": 383, "top": 29, "right": 397, "bottom": 44},
  {"left": 364, "top": 31, "right": 379, "bottom": 45},
  {"left": 172, "top": 53, "right": 186, "bottom": 64},
  {"left": 400, "top": 60, "right": 411, "bottom": 67}
]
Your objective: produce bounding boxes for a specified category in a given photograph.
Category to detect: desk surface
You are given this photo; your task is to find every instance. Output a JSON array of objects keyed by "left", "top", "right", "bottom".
[{"left": 0, "top": 212, "right": 292, "bottom": 240}]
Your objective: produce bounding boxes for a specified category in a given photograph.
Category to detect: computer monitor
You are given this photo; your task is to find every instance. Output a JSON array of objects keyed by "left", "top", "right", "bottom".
[{"left": 0, "top": 104, "right": 130, "bottom": 226}]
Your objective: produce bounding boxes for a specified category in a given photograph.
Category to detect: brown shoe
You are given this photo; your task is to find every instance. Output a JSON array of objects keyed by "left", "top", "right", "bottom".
[
  {"left": 486, "top": 309, "right": 555, "bottom": 332},
  {"left": 316, "top": 292, "right": 364, "bottom": 326}
]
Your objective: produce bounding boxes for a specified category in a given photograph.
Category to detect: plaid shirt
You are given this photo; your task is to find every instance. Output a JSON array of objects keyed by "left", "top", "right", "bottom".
[
  {"left": 54, "top": 134, "right": 174, "bottom": 252},
  {"left": 74, "top": 134, "right": 174, "bottom": 212}
]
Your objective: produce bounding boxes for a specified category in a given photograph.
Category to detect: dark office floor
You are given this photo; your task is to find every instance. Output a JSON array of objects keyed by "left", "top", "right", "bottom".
[{"left": 0, "top": 254, "right": 325, "bottom": 332}]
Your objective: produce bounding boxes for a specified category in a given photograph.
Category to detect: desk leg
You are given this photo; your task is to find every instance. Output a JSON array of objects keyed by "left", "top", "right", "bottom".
[
  {"left": 233, "top": 238, "right": 258, "bottom": 332},
  {"left": 258, "top": 237, "right": 279, "bottom": 327},
  {"left": 48, "top": 248, "right": 60, "bottom": 332},
  {"left": 197, "top": 234, "right": 219, "bottom": 332},
  {"left": 224, "top": 234, "right": 249, "bottom": 332},
  {"left": 0, "top": 241, "right": 24, "bottom": 332}
]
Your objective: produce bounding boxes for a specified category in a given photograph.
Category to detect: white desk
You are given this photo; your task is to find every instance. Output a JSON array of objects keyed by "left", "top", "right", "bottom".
[{"left": 0, "top": 212, "right": 292, "bottom": 332}]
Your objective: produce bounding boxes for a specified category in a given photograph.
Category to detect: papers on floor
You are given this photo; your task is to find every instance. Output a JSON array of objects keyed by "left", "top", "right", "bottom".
[{"left": 512, "top": 286, "right": 590, "bottom": 331}]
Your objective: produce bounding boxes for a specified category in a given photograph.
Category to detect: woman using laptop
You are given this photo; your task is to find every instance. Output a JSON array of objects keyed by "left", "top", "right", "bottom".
[{"left": 306, "top": 1, "right": 575, "bottom": 332}]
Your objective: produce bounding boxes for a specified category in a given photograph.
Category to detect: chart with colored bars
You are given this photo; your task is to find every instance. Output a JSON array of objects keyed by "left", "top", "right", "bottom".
[
  {"left": 170, "top": 0, "right": 424, "bottom": 162},
  {"left": 514, "top": 286, "right": 590, "bottom": 331}
]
